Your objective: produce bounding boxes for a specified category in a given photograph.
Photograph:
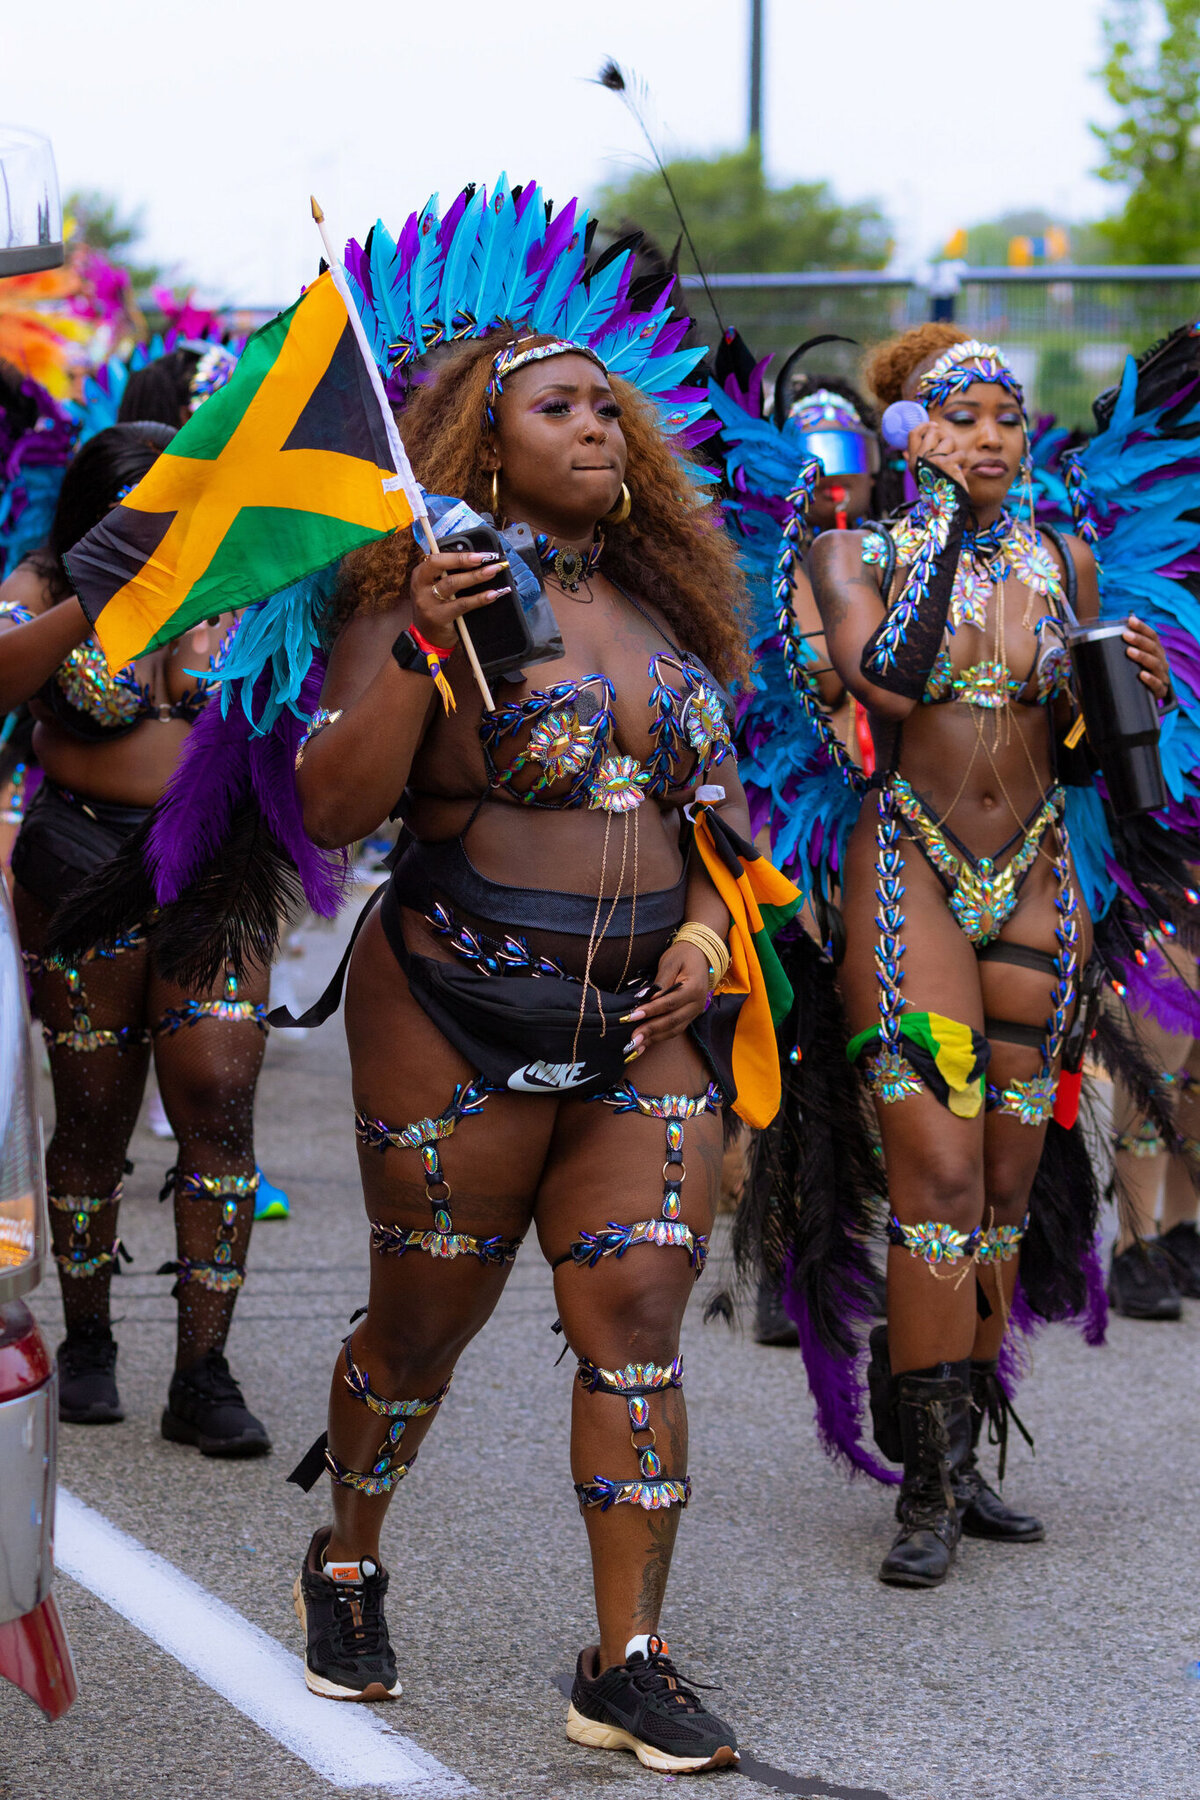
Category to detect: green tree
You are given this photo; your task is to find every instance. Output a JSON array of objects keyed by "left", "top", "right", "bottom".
[
  {"left": 592, "top": 147, "right": 890, "bottom": 275},
  {"left": 1092, "top": 0, "right": 1200, "bottom": 263},
  {"left": 65, "top": 188, "right": 164, "bottom": 291}
]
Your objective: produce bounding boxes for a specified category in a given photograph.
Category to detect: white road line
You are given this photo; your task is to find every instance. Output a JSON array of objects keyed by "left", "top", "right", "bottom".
[{"left": 55, "top": 1490, "right": 470, "bottom": 1796}]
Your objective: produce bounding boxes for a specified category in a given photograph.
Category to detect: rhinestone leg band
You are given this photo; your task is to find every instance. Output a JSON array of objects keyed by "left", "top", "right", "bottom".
[{"left": 357, "top": 1079, "right": 523, "bottom": 1264}]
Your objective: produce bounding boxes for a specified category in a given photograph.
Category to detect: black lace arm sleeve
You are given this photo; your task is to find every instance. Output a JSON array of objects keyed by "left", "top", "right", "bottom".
[{"left": 860, "top": 462, "right": 968, "bottom": 700}]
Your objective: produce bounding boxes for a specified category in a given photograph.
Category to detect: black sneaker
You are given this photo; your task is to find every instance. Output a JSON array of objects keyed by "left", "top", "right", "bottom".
[
  {"left": 292, "top": 1527, "right": 402, "bottom": 1701},
  {"left": 161, "top": 1349, "right": 271, "bottom": 1456},
  {"left": 1107, "top": 1240, "right": 1182, "bottom": 1321},
  {"left": 1156, "top": 1221, "right": 1200, "bottom": 1298},
  {"left": 57, "top": 1331, "right": 124, "bottom": 1425},
  {"left": 567, "top": 1638, "right": 738, "bottom": 1774}
]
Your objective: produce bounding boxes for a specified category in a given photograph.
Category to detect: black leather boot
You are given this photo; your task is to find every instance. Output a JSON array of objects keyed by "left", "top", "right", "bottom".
[
  {"left": 753, "top": 1276, "right": 800, "bottom": 1347},
  {"left": 878, "top": 1363, "right": 969, "bottom": 1588},
  {"left": 956, "top": 1359, "right": 1044, "bottom": 1542}
]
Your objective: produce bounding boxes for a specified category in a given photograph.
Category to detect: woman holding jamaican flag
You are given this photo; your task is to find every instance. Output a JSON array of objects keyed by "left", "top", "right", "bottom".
[{"left": 49, "top": 180, "right": 800, "bottom": 1773}]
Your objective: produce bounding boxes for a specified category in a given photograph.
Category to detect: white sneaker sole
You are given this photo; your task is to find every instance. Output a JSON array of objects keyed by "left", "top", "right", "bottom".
[
  {"left": 566, "top": 1702, "right": 738, "bottom": 1773},
  {"left": 292, "top": 1576, "right": 402, "bottom": 1701}
]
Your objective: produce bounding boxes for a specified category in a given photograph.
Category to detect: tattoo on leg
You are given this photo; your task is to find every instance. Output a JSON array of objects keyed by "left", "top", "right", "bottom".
[{"left": 633, "top": 1510, "right": 677, "bottom": 1631}]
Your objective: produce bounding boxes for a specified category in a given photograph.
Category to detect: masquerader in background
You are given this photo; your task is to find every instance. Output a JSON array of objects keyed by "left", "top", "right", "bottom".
[
  {"left": 0, "top": 424, "right": 272, "bottom": 1453},
  {"left": 707, "top": 339, "right": 885, "bottom": 1342},
  {"left": 775, "top": 327, "right": 1184, "bottom": 1589}
]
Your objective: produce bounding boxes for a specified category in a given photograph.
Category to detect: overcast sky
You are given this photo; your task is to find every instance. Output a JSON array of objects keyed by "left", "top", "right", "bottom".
[{"left": 5, "top": 0, "right": 1115, "bottom": 307}]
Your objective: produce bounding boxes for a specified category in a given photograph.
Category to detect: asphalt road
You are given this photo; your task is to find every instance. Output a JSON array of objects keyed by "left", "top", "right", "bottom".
[{"left": 2, "top": 901, "right": 1198, "bottom": 1800}]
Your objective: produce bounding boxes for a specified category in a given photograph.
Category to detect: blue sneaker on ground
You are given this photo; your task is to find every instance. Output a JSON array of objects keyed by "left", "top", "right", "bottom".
[{"left": 254, "top": 1168, "right": 290, "bottom": 1221}]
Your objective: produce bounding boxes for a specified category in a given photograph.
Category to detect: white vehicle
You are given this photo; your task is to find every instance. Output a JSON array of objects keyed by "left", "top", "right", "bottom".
[{"left": 0, "top": 123, "right": 76, "bottom": 1718}]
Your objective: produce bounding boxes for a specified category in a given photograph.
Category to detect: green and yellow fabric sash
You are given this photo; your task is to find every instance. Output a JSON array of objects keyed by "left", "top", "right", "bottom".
[
  {"left": 847, "top": 1012, "right": 990, "bottom": 1119},
  {"left": 689, "top": 802, "right": 802, "bottom": 1130}
]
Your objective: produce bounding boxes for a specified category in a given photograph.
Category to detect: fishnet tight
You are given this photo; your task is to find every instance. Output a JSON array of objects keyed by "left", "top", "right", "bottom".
[{"left": 14, "top": 883, "right": 268, "bottom": 1368}]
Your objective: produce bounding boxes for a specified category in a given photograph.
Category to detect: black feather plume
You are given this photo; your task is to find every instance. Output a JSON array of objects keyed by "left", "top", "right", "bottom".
[
  {"left": 143, "top": 800, "right": 304, "bottom": 990},
  {"left": 592, "top": 58, "right": 725, "bottom": 335},
  {"left": 45, "top": 816, "right": 157, "bottom": 965}
]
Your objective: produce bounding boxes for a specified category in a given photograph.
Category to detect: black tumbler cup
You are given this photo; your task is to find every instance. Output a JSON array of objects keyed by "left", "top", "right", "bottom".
[{"left": 1068, "top": 621, "right": 1167, "bottom": 818}]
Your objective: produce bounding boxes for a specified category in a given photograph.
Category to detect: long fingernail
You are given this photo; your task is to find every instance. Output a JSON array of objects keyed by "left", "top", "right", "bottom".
[
  {"left": 624, "top": 1050, "right": 641, "bottom": 1064},
  {"left": 625, "top": 1009, "right": 645, "bottom": 1022},
  {"left": 471, "top": 552, "right": 497, "bottom": 563},
  {"left": 622, "top": 1039, "right": 636, "bottom": 1055}
]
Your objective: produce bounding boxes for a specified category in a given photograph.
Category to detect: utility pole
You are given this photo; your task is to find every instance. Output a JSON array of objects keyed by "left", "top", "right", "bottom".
[{"left": 748, "top": 0, "right": 764, "bottom": 164}]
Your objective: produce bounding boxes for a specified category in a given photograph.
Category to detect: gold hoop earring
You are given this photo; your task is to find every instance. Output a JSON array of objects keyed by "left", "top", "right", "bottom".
[
  {"left": 490, "top": 469, "right": 501, "bottom": 520},
  {"left": 601, "top": 482, "right": 631, "bottom": 526}
]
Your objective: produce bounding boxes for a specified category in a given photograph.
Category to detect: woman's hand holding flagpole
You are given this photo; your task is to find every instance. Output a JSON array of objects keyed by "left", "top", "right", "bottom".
[{"left": 310, "top": 196, "right": 495, "bottom": 712}]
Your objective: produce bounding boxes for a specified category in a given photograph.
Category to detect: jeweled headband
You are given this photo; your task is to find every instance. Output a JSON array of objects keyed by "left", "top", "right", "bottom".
[
  {"left": 485, "top": 336, "right": 608, "bottom": 425},
  {"left": 787, "top": 388, "right": 866, "bottom": 432},
  {"left": 915, "top": 339, "right": 1025, "bottom": 414}
]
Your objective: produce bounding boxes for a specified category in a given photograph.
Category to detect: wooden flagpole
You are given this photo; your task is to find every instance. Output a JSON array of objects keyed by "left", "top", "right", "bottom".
[{"left": 309, "top": 197, "right": 494, "bottom": 711}]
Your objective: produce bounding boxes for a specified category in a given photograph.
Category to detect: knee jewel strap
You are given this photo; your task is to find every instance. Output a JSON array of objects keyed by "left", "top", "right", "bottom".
[
  {"left": 886, "top": 1216, "right": 981, "bottom": 1265},
  {"left": 45, "top": 963, "right": 149, "bottom": 1054},
  {"left": 887, "top": 1211, "right": 1028, "bottom": 1268},
  {"left": 289, "top": 1341, "right": 452, "bottom": 1496},
  {"left": 574, "top": 1354, "right": 690, "bottom": 1513},
  {"left": 155, "top": 968, "right": 268, "bottom": 1035},
  {"left": 357, "top": 1079, "right": 523, "bottom": 1265},
  {"left": 158, "top": 1168, "right": 258, "bottom": 1295},
  {"left": 50, "top": 1182, "right": 126, "bottom": 1278},
  {"left": 325, "top": 1340, "right": 452, "bottom": 1496},
  {"left": 563, "top": 1082, "right": 721, "bottom": 1277},
  {"left": 975, "top": 1212, "right": 1028, "bottom": 1264},
  {"left": 1114, "top": 1120, "right": 1166, "bottom": 1157}
]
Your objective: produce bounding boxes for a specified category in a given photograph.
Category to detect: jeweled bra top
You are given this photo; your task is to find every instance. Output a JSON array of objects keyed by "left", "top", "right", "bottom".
[
  {"left": 861, "top": 512, "right": 1072, "bottom": 710},
  {"left": 0, "top": 596, "right": 218, "bottom": 740},
  {"left": 480, "top": 653, "right": 735, "bottom": 813}
]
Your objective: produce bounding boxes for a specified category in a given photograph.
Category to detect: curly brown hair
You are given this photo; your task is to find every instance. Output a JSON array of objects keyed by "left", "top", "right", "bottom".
[
  {"left": 336, "top": 330, "right": 750, "bottom": 686},
  {"left": 863, "top": 324, "right": 968, "bottom": 409}
]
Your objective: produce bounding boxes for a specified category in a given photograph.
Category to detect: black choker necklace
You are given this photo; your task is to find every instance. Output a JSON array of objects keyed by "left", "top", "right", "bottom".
[{"left": 535, "top": 531, "right": 604, "bottom": 593}]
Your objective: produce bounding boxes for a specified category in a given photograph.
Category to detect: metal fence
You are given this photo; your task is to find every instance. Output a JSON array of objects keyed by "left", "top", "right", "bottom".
[{"left": 680, "top": 268, "right": 1200, "bottom": 432}]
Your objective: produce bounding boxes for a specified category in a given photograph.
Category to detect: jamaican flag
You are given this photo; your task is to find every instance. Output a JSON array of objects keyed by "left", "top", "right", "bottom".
[
  {"left": 689, "top": 802, "right": 802, "bottom": 1130},
  {"left": 847, "top": 1014, "right": 990, "bottom": 1118},
  {"left": 66, "top": 270, "right": 413, "bottom": 671}
]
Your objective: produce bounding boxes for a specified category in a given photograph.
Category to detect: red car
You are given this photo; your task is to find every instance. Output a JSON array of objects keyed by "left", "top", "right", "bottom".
[{"left": 0, "top": 122, "right": 76, "bottom": 1720}]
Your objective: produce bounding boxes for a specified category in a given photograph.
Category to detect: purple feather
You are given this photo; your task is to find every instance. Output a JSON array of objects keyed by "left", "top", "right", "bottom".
[
  {"left": 246, "top": 660, "right": 348, "bottom": 917},
  {"left": 146, "top": 660, "right": 348, "bottom": 916},
  {"left": 1116, "top": 947, "right": 1200, "bottom": 1035},
  {"left": 997, "top": 1251, "right": 1108, "bottom": 1398},
  {"left": 147, "top": 701, "right": 252, "bottom": 903},
  {"left": 783, "top": 1267, "right": 900, "bottom": 1485}
]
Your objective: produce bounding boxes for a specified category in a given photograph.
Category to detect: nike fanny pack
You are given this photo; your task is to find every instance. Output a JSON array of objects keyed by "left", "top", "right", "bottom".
[{"left": 404, "top": 953, "right": 633, "bottom": 1096}]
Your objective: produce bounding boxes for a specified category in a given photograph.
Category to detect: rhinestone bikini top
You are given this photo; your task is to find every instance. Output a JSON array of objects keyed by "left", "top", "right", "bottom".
[
  {"left": 861, "top": 512, "right": 1071, "bottom": 711},
  {"left": 480, "top": 655, "right": 735, "bottom": 813}
]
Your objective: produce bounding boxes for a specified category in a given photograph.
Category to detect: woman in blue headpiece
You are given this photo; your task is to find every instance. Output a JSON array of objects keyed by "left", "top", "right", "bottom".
[{"left": 796, "top": 325, "right": 1177, "bottom": 1588}]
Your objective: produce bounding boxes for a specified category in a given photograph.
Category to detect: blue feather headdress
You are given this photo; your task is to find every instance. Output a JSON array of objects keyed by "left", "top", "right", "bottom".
[{"left": 342, "top": 175, "right": 714, "bottom": 450}]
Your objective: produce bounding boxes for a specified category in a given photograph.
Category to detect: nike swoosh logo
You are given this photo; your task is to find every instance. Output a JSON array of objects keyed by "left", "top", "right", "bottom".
[{"left": 507, "top": 1061, "right": 590, "bottom": 1092}]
